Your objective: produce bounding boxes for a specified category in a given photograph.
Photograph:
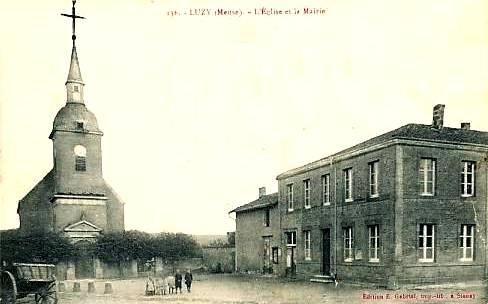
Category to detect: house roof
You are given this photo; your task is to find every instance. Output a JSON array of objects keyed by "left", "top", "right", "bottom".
[
  {"left": 277, "top": 123, "right": 488, "bottom": 180},
  {"left": 230, "top": 192, "right": 278, "bottom": 213}
]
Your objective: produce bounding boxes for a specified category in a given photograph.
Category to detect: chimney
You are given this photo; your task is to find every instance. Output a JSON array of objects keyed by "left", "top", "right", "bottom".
[
  {"left": 259, "top": 187, "right": 266, "bottom": 198},
  {"left": 461, "top": 122, "right": 471, "bottom": 130},
  {"left": 432, "top": 104, "right": 445, "bottom": 129}
]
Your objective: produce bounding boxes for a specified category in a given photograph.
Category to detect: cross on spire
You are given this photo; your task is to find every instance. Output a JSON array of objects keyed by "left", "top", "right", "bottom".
[{"left": 61, "top": 0, "right": 85, "bottom": 46}]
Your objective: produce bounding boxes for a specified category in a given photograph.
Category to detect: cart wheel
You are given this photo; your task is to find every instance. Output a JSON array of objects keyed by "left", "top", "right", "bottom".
[
  {"left": 0, "top": 271, "right": 17, "bottom": 304},
  {"left": 35, "top": 281, "right": 57, "bottom": 304}
]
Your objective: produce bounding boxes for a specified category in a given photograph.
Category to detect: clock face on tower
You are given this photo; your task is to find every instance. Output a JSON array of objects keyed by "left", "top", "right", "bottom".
[{"left": 74, "top": 145, "right": 87, "bottom": 157}]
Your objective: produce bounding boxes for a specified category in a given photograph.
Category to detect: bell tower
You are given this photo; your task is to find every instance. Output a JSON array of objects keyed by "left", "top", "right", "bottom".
[
  {"left": 49, "top": 43, "right": 105, "bottom": 196},
  {"left": 17, "top": 0, "right": 124, "bottom": 243},
  {"left": 49, "top": 0, "right": 108, "bottom": 236}
]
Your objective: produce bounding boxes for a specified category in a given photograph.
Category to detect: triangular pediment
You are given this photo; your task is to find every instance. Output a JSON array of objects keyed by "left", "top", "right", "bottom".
[{"left": 64, "top": 220, "right": 102, "bottom": 232}]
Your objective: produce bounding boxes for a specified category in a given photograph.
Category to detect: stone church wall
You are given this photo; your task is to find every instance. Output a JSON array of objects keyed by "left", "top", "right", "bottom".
[{"left": 53, "top": 199, "right": 107, "bottom": 232}]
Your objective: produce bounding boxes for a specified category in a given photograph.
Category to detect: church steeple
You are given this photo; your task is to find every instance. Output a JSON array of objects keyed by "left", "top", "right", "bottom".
[
  {"left": 50, "top": 1, "right": 103, "bottom": 190},
  {"left": 65, "top": 46, "right": 84, "bottom": 103},
  {"left": 61, "top": 0, "right": 85, "bottom": 104},
  {"left": 51, "top": 1, "right": 101, "bottom": 140},
  {"left": 67, "top": 46, "right": 83, "bottom": 84}
]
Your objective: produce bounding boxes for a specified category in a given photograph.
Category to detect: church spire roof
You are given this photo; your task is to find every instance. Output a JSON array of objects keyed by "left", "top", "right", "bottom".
[
  {"left": 61, "top": 0, "right": 86, "bottom": 104},
  {"left": 67, "top": 45, "right": 83, "bottom": 85},
  {"left": 51, "top": 0, "right": 101, "bottom": 139}
]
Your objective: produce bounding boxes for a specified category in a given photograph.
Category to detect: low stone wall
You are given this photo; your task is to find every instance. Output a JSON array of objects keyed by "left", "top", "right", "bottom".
[
  {"left": 151, "top": 257, "right": 205, "bottom": 277},
  {"left": 55, "top": 253, "right": 237, "bottom": 280},
  {"left": 55, "top": 259, "right": 138, "bottom": 280},
  {"left": 202, "top": 246, "right": 235, "bottom": 273}
]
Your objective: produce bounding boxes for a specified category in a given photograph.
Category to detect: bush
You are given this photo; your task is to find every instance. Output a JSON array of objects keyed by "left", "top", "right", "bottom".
[
  {"left": 94, "top": 230, "right": 201, "bottom": 263},
  {"left": 154, "top": 232, "right": 202, "bottom": 261},
  {"left": 93, "top": 230, "right": 152, "bottom": 263},
  {"left": 0, "top": 230, "right": 76, "bottom": 263},
  {"left": 0, "top": 229, "right": 202, "bottom": 265}
]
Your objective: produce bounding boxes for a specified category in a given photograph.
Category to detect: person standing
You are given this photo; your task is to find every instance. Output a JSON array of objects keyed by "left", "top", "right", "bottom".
[
  {"left": 145, "top": 275, "right": 155, "bottom": 296},
  {"left": 184, "top": 269, "right": 193, "bottom": 292},
  {"left": 174, "top": 269, "right": 183, "bottom": 294}
]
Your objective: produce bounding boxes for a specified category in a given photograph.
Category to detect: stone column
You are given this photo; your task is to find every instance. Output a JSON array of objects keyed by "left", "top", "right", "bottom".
[
  {"left": 66, "top": 260, "right": 76, "bottom": 280},
  {"left": 55, "top": 261, "right": 67, "bottom": 281},
  {"left": 95, "top": 258, "right": 104, "bottom": 279},
  {"left": 130, "top": 260, "right": 138, "bottom": 277},
  {"left": 155, "top": 257, "right": 164, "bottom": 276}
]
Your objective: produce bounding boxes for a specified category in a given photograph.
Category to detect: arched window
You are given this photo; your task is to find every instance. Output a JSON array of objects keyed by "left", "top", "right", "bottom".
[{"left": 74, "top": 145, "right": 87, "bottom": 171}]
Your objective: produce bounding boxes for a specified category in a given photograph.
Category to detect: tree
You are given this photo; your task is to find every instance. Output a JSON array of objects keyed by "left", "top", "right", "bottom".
[
  {"left": 0, "top": 229, "right": 76, "bottom": 263},
  {"left": 153, "top": 232, "right": 201, "bottom": 262},
  {"left": 93, "top": 230, "right": 201, "bottom": 264},
  {"left": 94, "top": 230, "right": 152, "bottom": 263},
  {"left": 207, "top": 239, "right": 230, "bottom": 248},
  {"left": 0, "top": 229, "right": 201, "bottom": 266},
  {"left": 227, "top": 232, "right": 235, "bottom": 246}
]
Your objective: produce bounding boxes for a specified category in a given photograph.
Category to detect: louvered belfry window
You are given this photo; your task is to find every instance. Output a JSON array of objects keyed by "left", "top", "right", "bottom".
[
  {"left": 75, "top": 156, "right": 86, "bottom": 171},
  {"left": 74, "top": 145, "right": 87, "bottom": 172}
]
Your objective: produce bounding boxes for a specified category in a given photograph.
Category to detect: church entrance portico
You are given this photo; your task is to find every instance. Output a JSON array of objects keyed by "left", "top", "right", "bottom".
[
  {"left": 75, "top": 241, "right": 95, "bottom": 279},
  {"left": 64, "top": 218, "right": 102, "bottom": 279},
  {"left": 63, "top": 216, "right": 103, "bottom": 241}
]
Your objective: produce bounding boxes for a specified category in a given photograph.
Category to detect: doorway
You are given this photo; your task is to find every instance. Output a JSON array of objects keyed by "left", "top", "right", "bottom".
[
  {"left": 75, "top": 241, "right": 95, "bottom": 279},
  {"left": 263, "top": 237, "right": 272, "bottom": 274},
  {"left": 286, "top": 246, "right": 296, "bottom": 276},
  {"left": 322, "top": 229, "right": 331, "bottom": 275}
]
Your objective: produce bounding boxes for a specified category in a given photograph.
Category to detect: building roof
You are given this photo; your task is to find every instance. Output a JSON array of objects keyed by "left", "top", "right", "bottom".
[
  {"left": 17, "top": 170, "right": 56, "bottom": 213},
  {"left": 66, "top": 46, "right": 83, "bottom": 85},
  {"left": 18, "top": 169, "right": 121, "bottom": 208},
  {"left": 49, "top": 41, "right": 99, "bottom": 139},
  {"left": 50, "top": 103, "right": 101, "bottom": 138},
  {"left": 277, "top": 123, "right": 488, "bottom": 180},
  {"left": 230, "top": 192, "right": 278, "bottom": 213}
]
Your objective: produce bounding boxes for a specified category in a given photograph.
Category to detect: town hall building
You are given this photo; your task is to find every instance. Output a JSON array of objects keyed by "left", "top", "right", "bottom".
[
  {"left": 232, "top": 104, "right": 488, "bottom": 287},
  {"left": 16, "top": 1, "right": 125, "bottom": 279}
]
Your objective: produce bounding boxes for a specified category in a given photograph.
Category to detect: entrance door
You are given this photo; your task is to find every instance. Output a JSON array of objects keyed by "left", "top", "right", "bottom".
[
  {"left": 75, "top": 256, "right": 94, "bottom": 279},
  {"left": 263, "top": 237, "right": 272, "bottom": 274},
  {"left": 322, "top": 229, "right": 331, "bottom": 275},
  {"left": 286, "top": 246, "right": 296, "bottom": 276},
  {"left": 75, "top": 241, "right": 95, "bottom": 279},
  {"left": 285, "top": 231, "right": 297, "bottom": 277}
]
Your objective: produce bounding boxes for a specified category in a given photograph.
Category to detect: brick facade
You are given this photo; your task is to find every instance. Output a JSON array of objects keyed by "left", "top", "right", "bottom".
[{"left": 232, "top": 105, "right": 488, "bottom": 287}]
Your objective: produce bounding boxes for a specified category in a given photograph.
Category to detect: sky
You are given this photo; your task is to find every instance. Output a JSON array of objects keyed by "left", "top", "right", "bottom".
[{"left": 1, "top": 0, "right": 487, "bottom": 235}]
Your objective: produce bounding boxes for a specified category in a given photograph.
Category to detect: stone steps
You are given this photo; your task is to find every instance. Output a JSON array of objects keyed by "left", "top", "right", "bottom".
[{"left": 310, "top": 274, "right": 336, "bottom": 284}]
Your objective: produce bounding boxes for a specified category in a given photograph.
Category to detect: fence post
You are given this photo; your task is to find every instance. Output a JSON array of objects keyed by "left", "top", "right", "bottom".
[
  {"left": 73, "top": 281, "right": 81, "bottom": 292},
  {"left": 88, "top": 280, "right": 96, "bottom": 293},
  {"left": 104, "top": 282, "right": 113, "bottom": 294}
]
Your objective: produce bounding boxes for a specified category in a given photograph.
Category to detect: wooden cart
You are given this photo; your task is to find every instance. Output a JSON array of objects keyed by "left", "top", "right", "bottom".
[{"left": 1, "top": 263, "right": 57, "bottom": 304}]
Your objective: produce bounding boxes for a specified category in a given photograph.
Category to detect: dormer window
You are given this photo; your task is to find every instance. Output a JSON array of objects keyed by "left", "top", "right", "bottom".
[
  {"left": 74, "top": 145, "right": 87, "bottom": 171},
  {"left": 76, "top": 121, "right": 84, "bottom": 130}
]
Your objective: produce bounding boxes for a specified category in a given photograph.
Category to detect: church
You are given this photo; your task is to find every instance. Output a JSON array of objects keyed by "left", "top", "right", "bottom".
[{"left": 16, "top": 1, "right": 125, "bottom": 279}]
